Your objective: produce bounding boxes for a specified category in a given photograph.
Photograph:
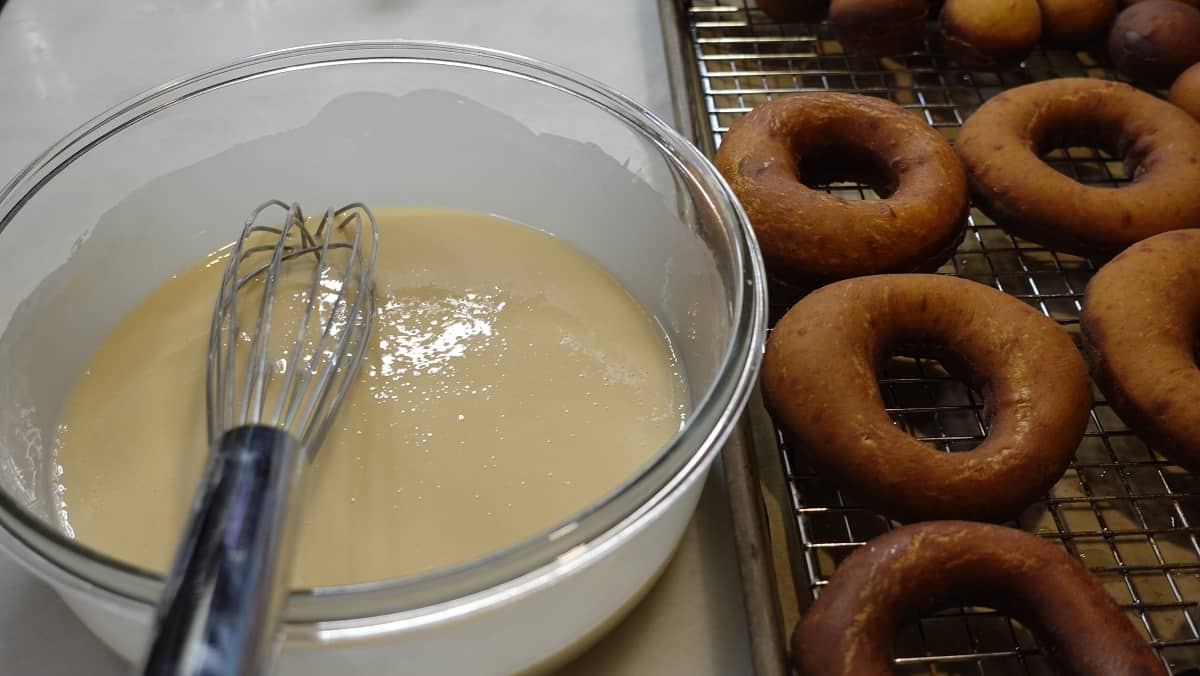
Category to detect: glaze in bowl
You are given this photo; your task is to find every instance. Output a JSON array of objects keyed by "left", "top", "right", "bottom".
[{"left": 0, "top": 41, "right": 766, "bottom": 674}]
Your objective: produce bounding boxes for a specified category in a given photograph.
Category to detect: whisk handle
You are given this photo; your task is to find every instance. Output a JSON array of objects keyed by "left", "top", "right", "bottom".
[{"left": 138, "top": 425, "right": 306, "bottom": 676}]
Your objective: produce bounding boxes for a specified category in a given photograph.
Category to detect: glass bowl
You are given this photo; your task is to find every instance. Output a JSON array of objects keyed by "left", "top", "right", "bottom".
[{"left": 0, "top": 41, "right": 765, "bottom": 674}]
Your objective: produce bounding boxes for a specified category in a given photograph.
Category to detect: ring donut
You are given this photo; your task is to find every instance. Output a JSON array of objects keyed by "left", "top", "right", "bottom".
[
  {"left": 1082, "top": 229, "right": 1200, "bottom": 471},
  {"left": 715, "top": 93, "right": 968, "bottom": 288},
  {"left": 793, "top": 521, "right": 1166, "bottom": 676},
  {"left": 762, "top": 274, "right": 1090, "bottom": 522},
  {"left": 956, "top": 78, "right": 1200, "bottom": 256}
]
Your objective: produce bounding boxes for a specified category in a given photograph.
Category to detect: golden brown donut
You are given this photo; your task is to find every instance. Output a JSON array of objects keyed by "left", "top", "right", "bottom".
[
  {"left": 956, "top": 78, "right": 1200, "bottom": 256},
  {"left": 829, "top": 0, "right": 929, "bottom": 56},
  {"left": 714, "top": 94, "right": 967, "bottom": 287},
  {"left": 1109, "top": 0, "right": 1200, "bottom": 87},
  {"left": 762, "top": 274, "right": 1090, "bottom": 522},
  {"left": 756, "top": 0, "right": 831, "bottom": 22},
  {"left": 793, "top": 521, "right": 1167, "bottom": 676},
  {"left": 1038, "top": 0, "right": 1118, "bottom": 45},
  {"left": 940, "top": 0, "right": 1043, "bottom": 64},
  {"left": 1081, "top": 230, "right": 1200, "bottom": 472},
  {"left": 1170, "top": 62, "right": 1200, "bottom": 120}
]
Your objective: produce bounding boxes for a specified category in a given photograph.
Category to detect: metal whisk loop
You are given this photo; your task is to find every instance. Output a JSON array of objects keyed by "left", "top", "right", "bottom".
[
  {"left": 144, "top": 200, "right": 377, "bottom": 676},
  {"left": 278, "top": 204, "right": 377, "bottom": 449},
  {"left": 205, "top": 200, "right": 377, "bottom": 450}
]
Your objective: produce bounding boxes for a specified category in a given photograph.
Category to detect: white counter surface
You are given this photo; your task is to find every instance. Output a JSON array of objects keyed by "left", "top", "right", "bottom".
[{"left": 0, "top": 1, "right": 754, "bottom": 674}]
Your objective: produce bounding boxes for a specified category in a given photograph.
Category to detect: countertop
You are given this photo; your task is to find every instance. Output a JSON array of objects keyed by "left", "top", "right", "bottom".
[{"left": 0, "top": 1, "right": 754, "bottom": 674}]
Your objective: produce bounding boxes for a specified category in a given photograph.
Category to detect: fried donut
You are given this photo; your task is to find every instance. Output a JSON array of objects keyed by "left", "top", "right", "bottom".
[
  {"left": 830, "top": 0, "right": 929, "bottom": 56},
  {"left": 1081, "top": 230, "right": 1200, "bottom": 472},
  {"left": 1171, "top": 63, "right": 1200, "bottom": 120},
  {"left": 714, "top": 94, "right": 967, "bottom": 287},
  {"left": 794, "top": 521, "right": 1167, "bottom": 676},
  {"left": 756, "top": 0, "right": 831, "bottom": 22},
  {"left": 762, "top": 274, "right": 1090, "bottom": 522},
  {"left": 1038, "top": 0, "right": 1118, "bottom": 45},
  {"left": 1109, "top": 0, "right": 1200, "bottom": 87},
  {"left": 956, "top": 78, "right": 1200, "bottom": 256},
  {"left": 940, "top": 0, "right": 1043, "bottom": 64}
]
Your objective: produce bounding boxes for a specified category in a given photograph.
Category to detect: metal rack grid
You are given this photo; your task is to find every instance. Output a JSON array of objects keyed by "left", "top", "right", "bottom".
[{"left": 664, "top": 1, "right": 1200, "bottom": 674}]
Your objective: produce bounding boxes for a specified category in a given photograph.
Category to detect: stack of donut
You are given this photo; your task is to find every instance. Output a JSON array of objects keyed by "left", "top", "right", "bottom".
[{"left": 717, "top": 75, "right": 1200, "bottom": 674}]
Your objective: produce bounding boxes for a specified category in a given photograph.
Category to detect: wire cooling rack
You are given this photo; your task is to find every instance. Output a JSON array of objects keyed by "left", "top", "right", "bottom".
[{"left": 658, "top": 1, "right": 1200, "bottom": 674}]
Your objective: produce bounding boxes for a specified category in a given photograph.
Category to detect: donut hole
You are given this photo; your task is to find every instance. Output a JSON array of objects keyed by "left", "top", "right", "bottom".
[
  {"left": 1036, "top": 124, "right": 1139, "bottom": 184},
  {"left": 795, "top": 142, "right": 899, "bottom": 200},
  {"left": 879, "top": 342, "right": 990, "bottom": 452},
  {"left": 894, "top": 608, "right": 1037, "bottom": 666}
]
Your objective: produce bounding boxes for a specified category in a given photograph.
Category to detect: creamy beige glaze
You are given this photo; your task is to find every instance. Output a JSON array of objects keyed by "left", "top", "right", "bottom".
[{"left": 54, "top": 207, "right": 684, "bottom": 588}]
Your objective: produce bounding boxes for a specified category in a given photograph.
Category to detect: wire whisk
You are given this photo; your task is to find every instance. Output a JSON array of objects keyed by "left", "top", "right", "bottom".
[
  {"left": 207, "top": 200, "right": 377, "bottom": 449},
  {"left": 139, "top": 200, "right": 378, "bottom": 676}
]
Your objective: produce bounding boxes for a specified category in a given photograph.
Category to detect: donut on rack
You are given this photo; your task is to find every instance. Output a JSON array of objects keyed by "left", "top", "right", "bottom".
[
  {"left": 956, "top": 78, "right": 1200, "bottom": 257},
  {"left": 1170, "top": 63, "right": 1200, "bottom": 120},
  {"left": 1082, "top": 230, "right": 1200, "bottom": 473},
  {"left": 939, "top": 0, "right": 1043, "bottom": 64},
  {"left": 715, "top": 92, "right": 968, "bottom": 288},
  {"left": 1038, "top": 0, "right": 1118, "bottom": 46},
  {"left": 1109, "top": 0, "right": 1200, "bottom": 87},
  {"left": 793, "top": 521, "right": 1167, "bottom": 676},
  {"left": 762, "top": 274, "right": 1090, "bottom": 522}
]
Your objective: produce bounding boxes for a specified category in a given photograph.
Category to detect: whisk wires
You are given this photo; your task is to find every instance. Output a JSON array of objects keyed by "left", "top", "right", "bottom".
[{"left": 206, "top": 200, "right": 378, "bottom": 452}]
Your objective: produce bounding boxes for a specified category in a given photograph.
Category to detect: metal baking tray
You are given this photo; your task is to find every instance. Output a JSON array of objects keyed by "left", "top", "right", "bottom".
[{"left": 656, "top": 1, "right": 1200, "bottom": 674}]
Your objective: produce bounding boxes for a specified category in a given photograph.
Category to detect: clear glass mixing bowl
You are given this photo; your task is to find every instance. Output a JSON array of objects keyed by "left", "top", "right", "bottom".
[{"left": 0, "top": 41, "right": 765, "bottom": 672}]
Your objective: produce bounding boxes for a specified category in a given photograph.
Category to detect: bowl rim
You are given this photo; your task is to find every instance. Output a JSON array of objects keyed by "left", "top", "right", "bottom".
[{"left": 0, "top": 39, "right": 767, "bottom": 629}]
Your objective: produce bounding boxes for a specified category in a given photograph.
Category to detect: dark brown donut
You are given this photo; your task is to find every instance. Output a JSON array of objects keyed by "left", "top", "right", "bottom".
[
  {"left": 940, "top": 0, "right": 1043, "bottom": 64},
  {"left": 1039, "top": 0, "right": 1118, "bottom": 45},
  {"left": 1109, "top": 0, "right": 1200, "bottom": 87},
  {"left": 762, "top": 274, "right": 1090, "bottom": 522},
  {"left": 956, "top": 78, "right": 1200, "bottom": 256},
  {"left": 756, "top": 0, "right": 831, "bottom": 22},
  {"left": 714, "top": 93, "right": 967, "bottom": 288},
  {"left": 793, "top": 521, "right": 1167, "bottom": 676},
  {"left": 1170, "top": 62, "right": 1200, "bottom": 120},
  {"left": 1081, "top": 230, "right": 1200, "bottom": 472},
  {"left": 829, "top": 0, "right": 929, "bottom": 55}
]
